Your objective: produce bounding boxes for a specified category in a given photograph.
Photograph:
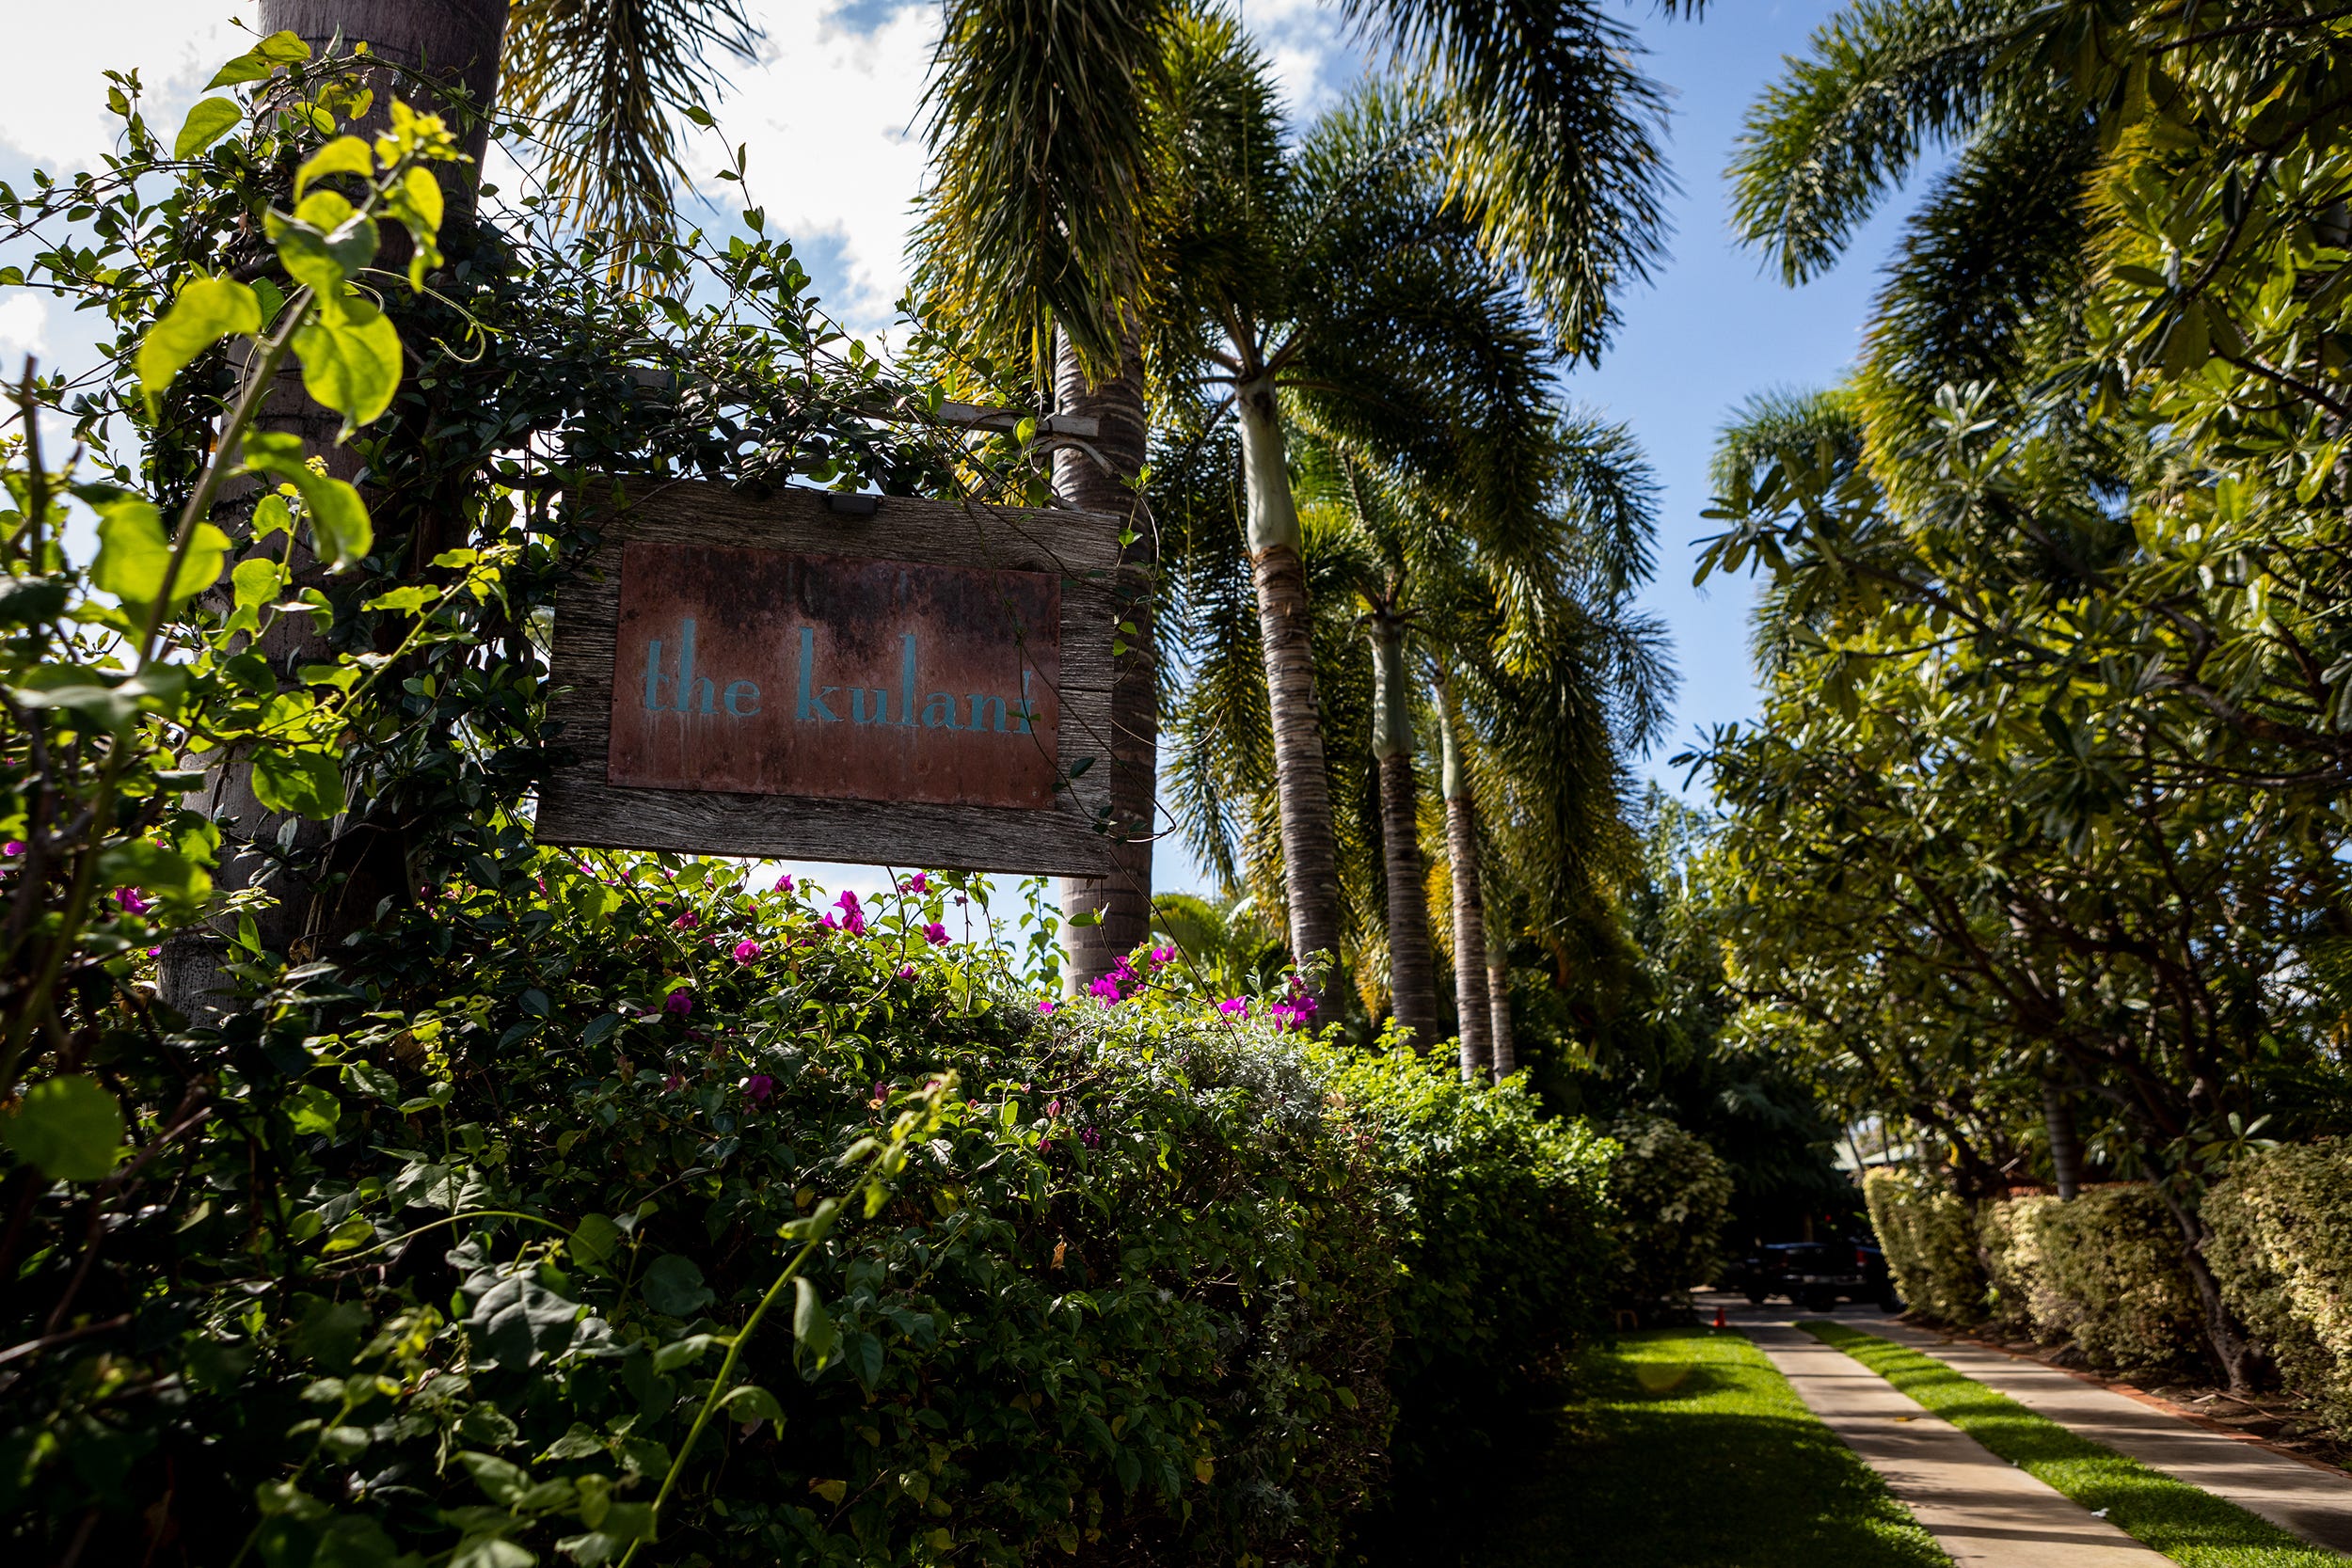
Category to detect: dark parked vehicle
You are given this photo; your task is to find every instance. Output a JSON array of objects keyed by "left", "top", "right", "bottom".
[{"left": 1733, "top": 1240, "right": 1902, "bottom": 1312}]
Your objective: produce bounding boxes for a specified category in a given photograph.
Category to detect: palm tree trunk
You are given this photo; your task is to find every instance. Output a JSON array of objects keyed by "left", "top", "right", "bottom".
[
  {"left": 160, "top": 1, "right": 506, "bottom": 1022},
  {"left": 1236, "top": 373, "right": 1343, "bottom": 998},
  {"left": 1370, "top": 607, "right": 1438, "bottom": 1044},
  {"left": 1488, "top": 960, "right": 1515, "bottom": 1077},
  {"left": 1436, "top": 673, "right": 1491, "bottom": 1080},
  {"left": 1052, "top": 332, "right": 1155, "bottom": 990}
]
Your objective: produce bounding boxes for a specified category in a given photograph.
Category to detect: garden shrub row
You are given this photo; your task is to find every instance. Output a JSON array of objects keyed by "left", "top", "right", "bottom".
[
  {"left": 3, "top": 856, "right": 1619, "bottom": 1568},
  {"left": 1866, "top": 1155, "right": 2352, "bottom": 1425}
]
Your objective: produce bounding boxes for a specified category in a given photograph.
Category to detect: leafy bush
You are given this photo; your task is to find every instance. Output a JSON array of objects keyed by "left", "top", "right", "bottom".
[
  {"left": 1979, "top": 1193, "right": 2060, "bottom": 1337},
  {"left": 2205, "top": 1140, "right": 2352, "bottom": 1426},
  {"left": 1603, "top": 1113, "right": 1735, "bottom": 1319},
  {"left": 2028, "top": 1187, "right": 2208, "bottom": 1377},
  {"left": 1864, "top": 1169, "right": 1987, "bottom": 1323}
]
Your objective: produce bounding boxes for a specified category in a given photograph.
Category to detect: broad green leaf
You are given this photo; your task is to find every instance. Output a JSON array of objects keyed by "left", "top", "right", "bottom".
[
  {"left": 98, "top": 837, "right": 212, "bottom": 910},
  {"left": 292, "top": 297, "right": 402, "bottom": 432},
  {"left": 295, "top": 135, "right": 373, "bottom": 199},
  {"left": 1, "top": 1075, "right": 126, "bottom": 1182},
  {"left": 641, "top": 1254, "right": 713, "bottom": 1318},
  {"left": 792, "top": 1276, "right": 838, "bottom": 1368},
  {"left": 293, "top": 1296, "right": 368, "bottom": 1370},
  {"left": 174, "top": 97, "right": 244, "bottom": 160},
  {"left": 256, "top": 28, "right": 311, "bottom": 63},
  {"left": 137, "top": 276, "right": 261, "bottom": 416},
  {"left": 364, "top": 585, "right": 436, "bottom": 614},
  {"left": 250, "top": 745, "right": 346, "bottom": 819},
  {"left": 448, "top": 1534, "right": 533, "bottom": 1568},
  {"left": 466, "top": 1273, "right": 580, "bottom": 1369},
  {"left": 288, "top": 1085, "right": 342, "bottom": 1137},
  {"left": 252, "top": 492, "right": 294, "bottom": 540},
  {"left": 266, "top": 193, "right": 378, "bottom": 299},
  {"left": 233, "top": 556, "right": 285, "bottom": 610},
  {"left": 241, "top": 443, "right": 373, "bottom": 568},
  {"left": 310, "top": 1513, "right": 398, "bottom": 1568},
  {"left": 719, "top": 1384, "right": 785, "bottom": 1424},
  {"left": 570, "top": 1212, "right": 621, "bottom": 1266},
  {"left": 458, "top": 1451, "right": 532, "bottom": 1507},
  {"left": 91, "top": 500, "right": 230, "bottom": 606}
]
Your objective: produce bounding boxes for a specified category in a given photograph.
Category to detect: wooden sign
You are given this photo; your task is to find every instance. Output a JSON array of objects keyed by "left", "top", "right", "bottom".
[{"left": 536, "top": 479, "right": 1121, "bottom": 875}]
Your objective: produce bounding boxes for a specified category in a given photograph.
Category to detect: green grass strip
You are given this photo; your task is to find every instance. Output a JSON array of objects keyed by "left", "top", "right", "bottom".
[
  {"left": 1804, "top": 1321, "right": 2345, "bottom": 1568},
  {"left": 1476, "top": 1328, "right": 1948, "bottom": 1568}
]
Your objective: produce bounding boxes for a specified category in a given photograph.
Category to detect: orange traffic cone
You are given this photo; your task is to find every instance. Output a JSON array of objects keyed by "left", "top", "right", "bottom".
[{"left": 1713, "top": 1306, "right": 1728, "bottom": 1330}]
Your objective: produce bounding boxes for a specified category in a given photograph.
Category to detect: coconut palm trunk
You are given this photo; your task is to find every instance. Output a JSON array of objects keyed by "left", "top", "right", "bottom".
[
  {"left": 1488, "top": 960, "right": 1515, "bottom": 1076},
  {"left": 1052, "top": 333, "right": 1157, "bottom": 987},
  {"left": 1435, "top": 673, "right": 1492, "bottom": 1079},
  {"left": 1369, "top": 602, "right": 1438, "bottom": 1043},
  {"left": 1236, "top": 373, "right": 1343, "bottom": 995}
]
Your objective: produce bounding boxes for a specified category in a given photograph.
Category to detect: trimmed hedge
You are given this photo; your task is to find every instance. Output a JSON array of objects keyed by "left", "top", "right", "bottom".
[
  {"left": 2205, "top": 1139, "right": 2352, "bottom": 1427},
  {"left": 1865, "top": 1168, "right": 1987, "bottom": 1323},
  {"left": 1869, "top": 1176, "right": 2203, "bottom": 1374}
]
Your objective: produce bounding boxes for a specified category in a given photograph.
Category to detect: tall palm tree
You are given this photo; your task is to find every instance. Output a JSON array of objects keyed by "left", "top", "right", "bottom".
[
  {"left": 1144, "top": 25, "right": 1568, "bottom": 999},
  {"left": 914, "top": 0, "right": 1679, "bottom": 990}
]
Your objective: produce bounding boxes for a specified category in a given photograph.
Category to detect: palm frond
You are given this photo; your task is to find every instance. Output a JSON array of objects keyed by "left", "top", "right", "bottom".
[
  {"left": 504, "top": 0, "right": 758, "bottom": 268},
  {"left": 911, "top": 0, "right": 1180, "bottom": 379}
]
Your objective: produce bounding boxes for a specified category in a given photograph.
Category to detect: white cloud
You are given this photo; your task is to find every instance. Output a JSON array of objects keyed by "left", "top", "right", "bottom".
[
  {"left": 0, "top": 7, "right": 246, "bottom": 171},
  {"left": 0, "top": 293, "right": 50, "bottom": 368}
]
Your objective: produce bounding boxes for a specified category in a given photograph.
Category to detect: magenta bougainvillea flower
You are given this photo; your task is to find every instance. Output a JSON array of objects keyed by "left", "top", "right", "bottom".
[
  {"left": 1036, "top": 998, "right": 1056, "bottom": 1015},
  {"left": 896, "top": 963, "right": 917, "bottom": 979},
  {"left": 664, "top": 989, "right": 694, "bottom": 1015},
  {"left": 743, "top": 1074, "right": 774, "bottom": 1104},
  {"left": 1080, "top": 1127, "right": 1102, "bottom": 1149},
  {"left": 773, "top": 872, "right": 795, "bottom": 894},
  {"left": 115, "top": 887, "right": 151, "bottom": 914},
  {"left": 1150, "top": 945, "right": 1173, "bottom": 967},
  {"left": 1218, "top": 997, "right": 1248, "bottom": 1017},
  {"left": 834, "top": 889, "right": 866, "bottom": 936},
  {"left": 662, "top": 1073, "right": 685, "bottom": 1092},
  {"left": 1088, "top": 974, "right": 1121, "bottom": 1003},
  {"left": 922, "top": 921, "right": 948, "bottom": 946},
  {"left": 731, "top": 939, "right": 762, "bottom": 964},
  {"left": 901, "top": 872, "right": 930, "bottom": 894}
]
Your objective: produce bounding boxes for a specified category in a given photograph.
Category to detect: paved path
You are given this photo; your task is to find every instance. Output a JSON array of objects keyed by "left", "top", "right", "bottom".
[
  {"left": 1863, "top": 1316, "right": 2352, "bottom": 1556},
  {"left": 1740, "top": 1319, "right": 2169, "bottom": 1566}
]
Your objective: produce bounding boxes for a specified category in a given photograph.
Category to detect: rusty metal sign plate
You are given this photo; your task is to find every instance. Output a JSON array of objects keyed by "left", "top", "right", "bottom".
[
  {"left": 533, "top": 480, "right": 1123, "bottom": 877},
  {"left": 607, "top": 544, "right": 1060, "bottom": 808}
]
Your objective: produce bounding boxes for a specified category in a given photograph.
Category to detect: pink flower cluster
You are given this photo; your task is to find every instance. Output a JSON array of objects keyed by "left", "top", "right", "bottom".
[
  {"left": 819, "top": 889, "right": 866, "bottom": 936},
  {"left": 1269, "top": 976, "right": 1320, "bottom": 1032}
]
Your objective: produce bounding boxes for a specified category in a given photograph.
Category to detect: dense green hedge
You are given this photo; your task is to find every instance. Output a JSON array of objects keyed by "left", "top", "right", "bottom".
[
  {"left": 1864, "top": 1169, "right": 1986, "bottom": 1324},
  {"left": 2205, "top": 1139, "right": 2352, "bottom": 1428},
  {"left": 1602, "top": 1114, "right": 1734, "bottom": 1319},
  {"left": 3, "top": 855, "right": 1615, "bottom": 1566}
]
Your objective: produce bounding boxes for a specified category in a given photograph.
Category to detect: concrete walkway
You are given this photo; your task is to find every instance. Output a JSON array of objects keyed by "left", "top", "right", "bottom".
[
  {"left": 1741, "top": 1319, "right": 2169, "bottom": 1566},
  {"left": 1863, "top": 1316, "right": 2352, "bottom": 1556}
]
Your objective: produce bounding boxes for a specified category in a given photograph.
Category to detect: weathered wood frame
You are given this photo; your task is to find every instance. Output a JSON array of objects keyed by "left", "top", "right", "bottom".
[{"left": 536, "top": 478, "right": 1123, "bottom": 875}]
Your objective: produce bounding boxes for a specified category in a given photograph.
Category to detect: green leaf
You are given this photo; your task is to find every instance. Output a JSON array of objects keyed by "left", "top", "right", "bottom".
[
  {"left": 1, "top": 1075, "right": 125, "bottom": 1182},
  {"left": 241, "top": 442, "right": 373, "bottom": 568},
  {"left": 641, "top": 1254, "right": 713, "bottom": 1318},
  {"left": 137, "top": 275, "right": 261, "bottom": 416},
  {"left": 365, "top": 585, "right": 437, "bottom": 614},
  {"left": 449, "top": 1535, "right": 533, "bottom": 1568},
  {"left": 288, "top": 1084, "right": 342, "bottom": 1137},
  {"left": 98, "top": 837, "right": 212, "bottom": 911},
  {"left": 174, "top": 97, "right": 244, "bottom": 160},
  {"left": 570, "top": 1212, "right": 622, "bottom": 1266},
  {"left": 719, "top": 1384, "right": 785, "bottom": 1424},
  {"left": 295, "top": 135, "right": 374, "bottom": 199},
  {"left": 256, "top": 28, "right": 311, "bottom": 63},
  {"left": 792, "top": 1276, "right": 838, "bottom": 1369},
  {"left": 459, "top": 1451, "right": 532, "bottom": 1507},
  {"left": 265, "top": 193, "right": 378, "bottom": 300},
  {"left": 292, "top": 298, "right": 402, "bottom": 433},
  {"left": 233, "top": 556, "right": 285, "bottom": 611},
  {"left": 250, "top": 745, "right": 346, "bottom": 819},
  {"left": 0, "top": 576, "right": 70, "bottom": 628},
  {"left": 292, "top": 1296, "right": 368, "bottom": 1370},
  {"left": 91, "top": 499, "right": 230, "bottom": 607},
  {"left": 205, "top": 55, "right": 275, "bottom": 89},
  {"left": 468, "top": 1273, "right": 580, "bottom": 1369}
]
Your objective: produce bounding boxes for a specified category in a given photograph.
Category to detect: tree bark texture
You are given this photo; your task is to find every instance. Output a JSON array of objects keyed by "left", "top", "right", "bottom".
[
  {"left": 1437, "top": 677, "right": 1490, "bottom": 1080},
  {"left": 2043, "top": 1080, "right": 2082, "bottom": 1199},
  {"left": 1236, "top": 378, "right": 1342, "bottom": 997},
  {"left": 1370, "top": 612, "right": 1437, "bottom": 1044},
  {"left": 1051, "top": 333, "right": 1155, "bottom": 990},
  {"left": 1488, "top": 960, "right": 1515, "bottom": 1078},
  {"left": 164, "top": 2, "right": 505, "bottom": 1021},
  {"left": 1444, "top": 799, "right": 1490, "bottom": 1080},
  {"left": 2152, "top": 1177, "right": 2265, "bottom": 1390}
]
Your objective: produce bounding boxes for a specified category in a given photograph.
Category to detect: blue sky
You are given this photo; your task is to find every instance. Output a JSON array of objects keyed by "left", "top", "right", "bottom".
[{"left": 0, "top": 0, "right": 1943, "bottom": 903}]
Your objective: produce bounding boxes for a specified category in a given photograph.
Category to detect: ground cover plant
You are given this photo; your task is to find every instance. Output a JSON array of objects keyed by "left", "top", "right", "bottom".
[
  {"left": 1805, "top": 1323, "right": 2342, "bottom": 1568},
  {"left": 1457, "top": 1328, "right": 1948, "bottom": 1568}
]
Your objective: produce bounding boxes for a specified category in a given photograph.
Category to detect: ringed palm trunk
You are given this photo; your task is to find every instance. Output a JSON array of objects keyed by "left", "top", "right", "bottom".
[
  {"left": 1488, "top": 959, "right": 1515, "bottom": 1076},
  {"left": 1235, "top": 372, "right": 1343, "bottom": 1001},
  {"left": 1369, "top": 607, "right": 1438, "bottom": 1044},
  {"left": 1435, "top": 672, "right": 1491, "bottom": 1080},
  {"left": 1052, "top": 332, "right": 1156, "bottom": 988},
  {"left": 2043, "top": 1079, "right": 2083, "bottom": 1199},
  {"left": 160, "top": 0, "right": 506, "bottom": 1020}
]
